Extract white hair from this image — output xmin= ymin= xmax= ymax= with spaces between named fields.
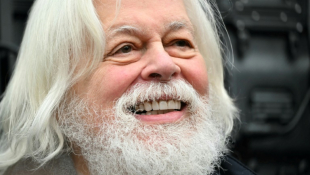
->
xmin=59 ymin=79 xmax=231 ymax=175
xmin=0 ymin=0 xmax=237 ymax=171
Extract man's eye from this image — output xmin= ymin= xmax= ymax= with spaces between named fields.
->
xmin=174 ymin=40 xmax=192 ymax=48
xmin=115 ymin=45 xmax=133 ymax=54
xmin=165 ymin=39 xmax=196 ymax=58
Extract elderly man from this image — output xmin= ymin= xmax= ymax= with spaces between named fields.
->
xmin=0 ymin=0 xmax=255 ymax=174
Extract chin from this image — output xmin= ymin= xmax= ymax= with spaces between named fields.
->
xmin=59 ymin=80 xmax=230 ymax=175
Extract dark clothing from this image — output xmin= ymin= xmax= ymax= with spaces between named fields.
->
xmin=215 ymin=155 xmax=257 ymax=175
xmin=3 ymin=154 xmax=77 ymax=175
xmin=4 ymin=154 xmax=256 ymax=175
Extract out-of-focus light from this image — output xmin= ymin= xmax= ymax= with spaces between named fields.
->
xmin=252 ymin=11 xmax=260 ymax=21
xmin=295 ymin=4 xmax=302 ymax=14
xmin=280 ymin=12 xmax=288 ymax=22
xmin=237 ymin=20 xmax=245 ymax=30
xmin=235 ymin=1 xmax=244 ymax=11
xmin=296 ymin=22 xmax=303 ymax=33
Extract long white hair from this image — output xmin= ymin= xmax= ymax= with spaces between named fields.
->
xmin=0 ymin=0 xmax=237 ymax=170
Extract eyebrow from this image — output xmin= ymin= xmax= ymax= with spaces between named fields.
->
xmin=106 ymin=25 xmax=142 ymax=39
xmin=165 ymin=21 xmax=194 ymax=35
xmin=106 ymin=20 xmax=194 ymax=39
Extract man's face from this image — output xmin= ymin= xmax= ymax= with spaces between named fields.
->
xmin=62 ymin=0 xmax=228 ymax=174
xmin=74 ymin=0 xmax=208 ymax=124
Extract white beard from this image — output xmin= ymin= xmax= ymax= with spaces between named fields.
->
xmin=59 ymin=80 xmax=230 ymax=175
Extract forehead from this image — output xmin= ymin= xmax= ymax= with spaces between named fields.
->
xmin=94 ymin=0 xmax=191 ymax=32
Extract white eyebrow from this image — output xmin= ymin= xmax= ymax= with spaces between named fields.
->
xmin=166 ymin=21 xmax=186 ymax=30
xmin=166 ymin=20 xmax=195 ymax=35
xmin=106 ymin=20 xmax=194 ymax=39
xmin=107 ymin=25 xmax=142 ymax=38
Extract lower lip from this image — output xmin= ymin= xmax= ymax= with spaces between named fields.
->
xmin=135 ymin=107 xmax=186 ymax=124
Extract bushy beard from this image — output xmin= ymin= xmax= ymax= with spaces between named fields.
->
xmin=59 ymin=79 xmax=230 ymax=175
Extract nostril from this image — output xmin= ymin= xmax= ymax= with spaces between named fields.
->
xmin=149 ymin=73 xmax=161 ymax=79
xmin=171 ymin=72 xmax=176 ymax=77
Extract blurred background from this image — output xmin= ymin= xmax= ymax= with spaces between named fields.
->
xmin=0 ymin=0 xmax=309 ymax=174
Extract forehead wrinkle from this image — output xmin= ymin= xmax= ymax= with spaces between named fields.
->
xmin=106 ymin=25 xmax=143 ymax=39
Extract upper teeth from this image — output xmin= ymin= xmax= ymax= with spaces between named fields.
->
xmin=136 ymin=100 xmax=181 ymax=112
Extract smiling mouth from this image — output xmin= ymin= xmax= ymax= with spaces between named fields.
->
xmin=129 ymin=100 xmax=186 ymax=115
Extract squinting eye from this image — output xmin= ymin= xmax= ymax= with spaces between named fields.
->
xmin=165 ymin=38 xmax=196 ymax=58
xmin=115 ymin=45 xmax=132 ymax=54
xmin=174 ymin=40 xmax=192 ymax=47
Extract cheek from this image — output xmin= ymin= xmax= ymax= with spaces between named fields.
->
xmin=178 ymin=57 xmax=209 ymax=95
xmin=83 ymin=64 xmax=141 ymax=107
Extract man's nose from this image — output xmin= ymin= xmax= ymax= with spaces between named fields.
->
xmin=141 ymin=44 xmax=181 ymax=82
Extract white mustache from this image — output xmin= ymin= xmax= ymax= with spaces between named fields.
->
xmin=116 ymin=79 xmax=204 ymax=113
